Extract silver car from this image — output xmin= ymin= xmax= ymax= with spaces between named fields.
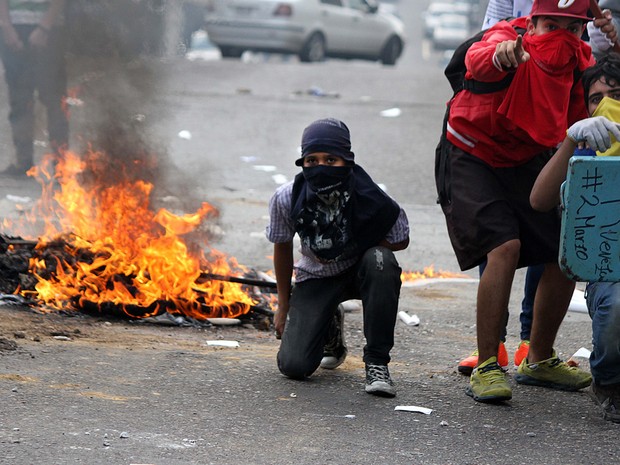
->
xmin=204 ymin=0 xmax=406 ymax=65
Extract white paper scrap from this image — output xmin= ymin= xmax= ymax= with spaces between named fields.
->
xmin=272 ymin=174 xmax=288 ymax=185
xmin=572 ymin=347 xmax=591 ymax=359
xmin=253 ymin=165 xmax=277 ymax=172
xmin=402 ymin=277 xmax=479 ymax=288
xmin=380 ymin=107 xmax=402 ymax=118
xmin=178 ymin=130 xmax=192 ymax=140
xmin=206 ymin=340 xmax=239 ymax=348
xmin=398 ymin=311 xmax=420 ymax=326
xmin=394 ymin=405 xmax=433 ymax=415
xmin=6 ymin=195 xmax=32 ymax=203
xmin=206 ymin=318 xmax=241 ymax=326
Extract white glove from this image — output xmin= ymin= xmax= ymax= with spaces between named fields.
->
xmin=567 ymin=116 xmax=620 ymax=152
xmin=587 ymin=21 xmax=614 ymax=53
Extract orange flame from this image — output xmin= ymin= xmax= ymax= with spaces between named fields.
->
xmin=3 ymin=149 xmax=256 ymax=319
xmin=401 ymin=265 xmax=468 ymax=282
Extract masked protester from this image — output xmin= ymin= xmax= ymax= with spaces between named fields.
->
xmin=435 ymin=0 xmax=595 ymax=403
xmin=266 ymin=118 xmax=409 ymax=398
xmin=531 ymin=53 xmax=620 ymax=424
xmin=467 ymin=0 xmax=620 ymax=380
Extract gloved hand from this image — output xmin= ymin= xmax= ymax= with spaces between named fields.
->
xmin=567 ymin=116 xmax=620 ymax=152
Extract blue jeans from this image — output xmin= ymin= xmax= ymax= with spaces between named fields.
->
xmin=277 ymin=247 xmax=402 ymax=379
xmin=585 ymin=282 xmax=620 ymax=386
xmin=479 ymin=262 xmax=543 ymax=341
xmin=519 ymin=265 xmax=543 ymax=341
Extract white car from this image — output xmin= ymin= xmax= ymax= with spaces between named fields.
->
xmin=432 ymin=13 xmax=470 ymax=50
xmin=423 ymin=1 xmax=469 ymax=38
xmin=204 ymin=0 xmax=406 ymax=65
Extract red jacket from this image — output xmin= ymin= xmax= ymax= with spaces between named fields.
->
xmin=446 ymin=18 xmax=594 ymax=167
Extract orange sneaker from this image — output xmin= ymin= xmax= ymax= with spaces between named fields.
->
xmin=514 ymin=340 xmax=530 ymax=367
xmin=458 ymin=342 xmax=509 ymax=375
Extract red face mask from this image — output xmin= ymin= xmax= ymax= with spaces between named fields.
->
xmin=497 ymin=27 xmax=590 ymax=148
xmin=523 ymin=28 xmax=582 ymax=74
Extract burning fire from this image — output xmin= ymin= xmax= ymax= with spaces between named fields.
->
xmin=2 ymin=149 xmax=257 ymax=319
xmin=401 ymin=266 xmax=468 ymax=282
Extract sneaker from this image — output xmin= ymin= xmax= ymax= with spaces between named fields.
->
xmin=320 ymin=304 xmax=347 ymax=369
xmin=515 ymin=350 xmax=592 ymax=391
xmin=365 ymin=364 xmax=396 ymax=398
xmin=465 ymin=356 xmax=512 ymax=403
xmin=513 ymin=340 xmax=530 ymax=367
xmin=589 ymin=383 xmax=620 ymax=423
xmin=457 ymin=342 xmax=509 ymax=375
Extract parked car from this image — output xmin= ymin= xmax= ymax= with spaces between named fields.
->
xmin=203 ymin=0 xmax=406 ymax=65
xmin=432 ymin=13 xmax=470 ymax=50
xmin=423 ymin=1 xmax=469 ymax=38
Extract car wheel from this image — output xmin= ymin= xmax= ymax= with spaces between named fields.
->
xmin=380 ymin=36 xmax=402 ymax=66
xmin=219 ymin=46 xmax=244 ymax=58
xmin=299 ymin=33 xmax=325 ymax=63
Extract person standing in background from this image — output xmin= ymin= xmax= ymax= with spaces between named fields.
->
xmin=483 ymin=0 xmax=533 ymax=29
xmin=0 ymin=0 xmax=68 ymax=177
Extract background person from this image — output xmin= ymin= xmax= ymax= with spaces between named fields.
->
xmin=483 ymin=0 xmax=533 ymax=28
xmin=0 ymin=0 xmax=68 ymax=177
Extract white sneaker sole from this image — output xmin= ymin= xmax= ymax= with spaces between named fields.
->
xmin=365 ymin=381 xmax=396 ymax=398
xmin=320 ymin=354 xmax=346 ymax=370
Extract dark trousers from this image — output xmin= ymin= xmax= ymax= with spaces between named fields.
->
xmin=0 ymin=25 xmax=68 ymax=169
xmin=277 ymin=246 xmax=402 ymax=379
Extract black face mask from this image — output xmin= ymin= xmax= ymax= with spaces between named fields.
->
xmin=291 ymin=164 xmax=401 ymax=262
xmin=302 ymin=165 xmax=353 ymax=194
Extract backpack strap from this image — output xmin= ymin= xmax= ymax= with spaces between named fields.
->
xmin=463 ymin=73 xmax=516 ymax=94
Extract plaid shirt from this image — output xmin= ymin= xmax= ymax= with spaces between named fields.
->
xmin=266 ymin=181 xmax=410 ymax=282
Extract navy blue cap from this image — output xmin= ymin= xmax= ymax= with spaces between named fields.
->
xmin=296 ymin=118 xmax=355 ymax=166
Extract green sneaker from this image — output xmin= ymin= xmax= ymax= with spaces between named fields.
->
xmin=515 ymin=350 xmax=592 ymax=391
xmin=465 ymin=356 xmax=512 ymax=403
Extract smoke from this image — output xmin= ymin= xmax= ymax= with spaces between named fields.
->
xmin=64 ymin=1 xmax=205 ymax=213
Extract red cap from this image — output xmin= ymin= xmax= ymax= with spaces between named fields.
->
xmin=530 ymin=0 xmax=592 ymax=21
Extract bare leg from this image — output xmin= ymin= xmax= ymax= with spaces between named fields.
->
xmin=476 ymin=240 xmax=520 ymax=365
xmin=527 ymin=262 xmax=575 ymax=363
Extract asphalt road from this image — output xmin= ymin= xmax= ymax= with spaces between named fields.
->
xmin=0 ymin=1 xmax=619 ymax=464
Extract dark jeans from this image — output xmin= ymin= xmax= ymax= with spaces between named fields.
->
xmin=0 ymin=25 xmax=68 ymax=169
xmin=277 ymin=247 xmax=402 ymax=379
xmin=586 ymin=282 xmax=620 ymax=385
xmin=479 ymin=262 xmax=543 ymax=342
